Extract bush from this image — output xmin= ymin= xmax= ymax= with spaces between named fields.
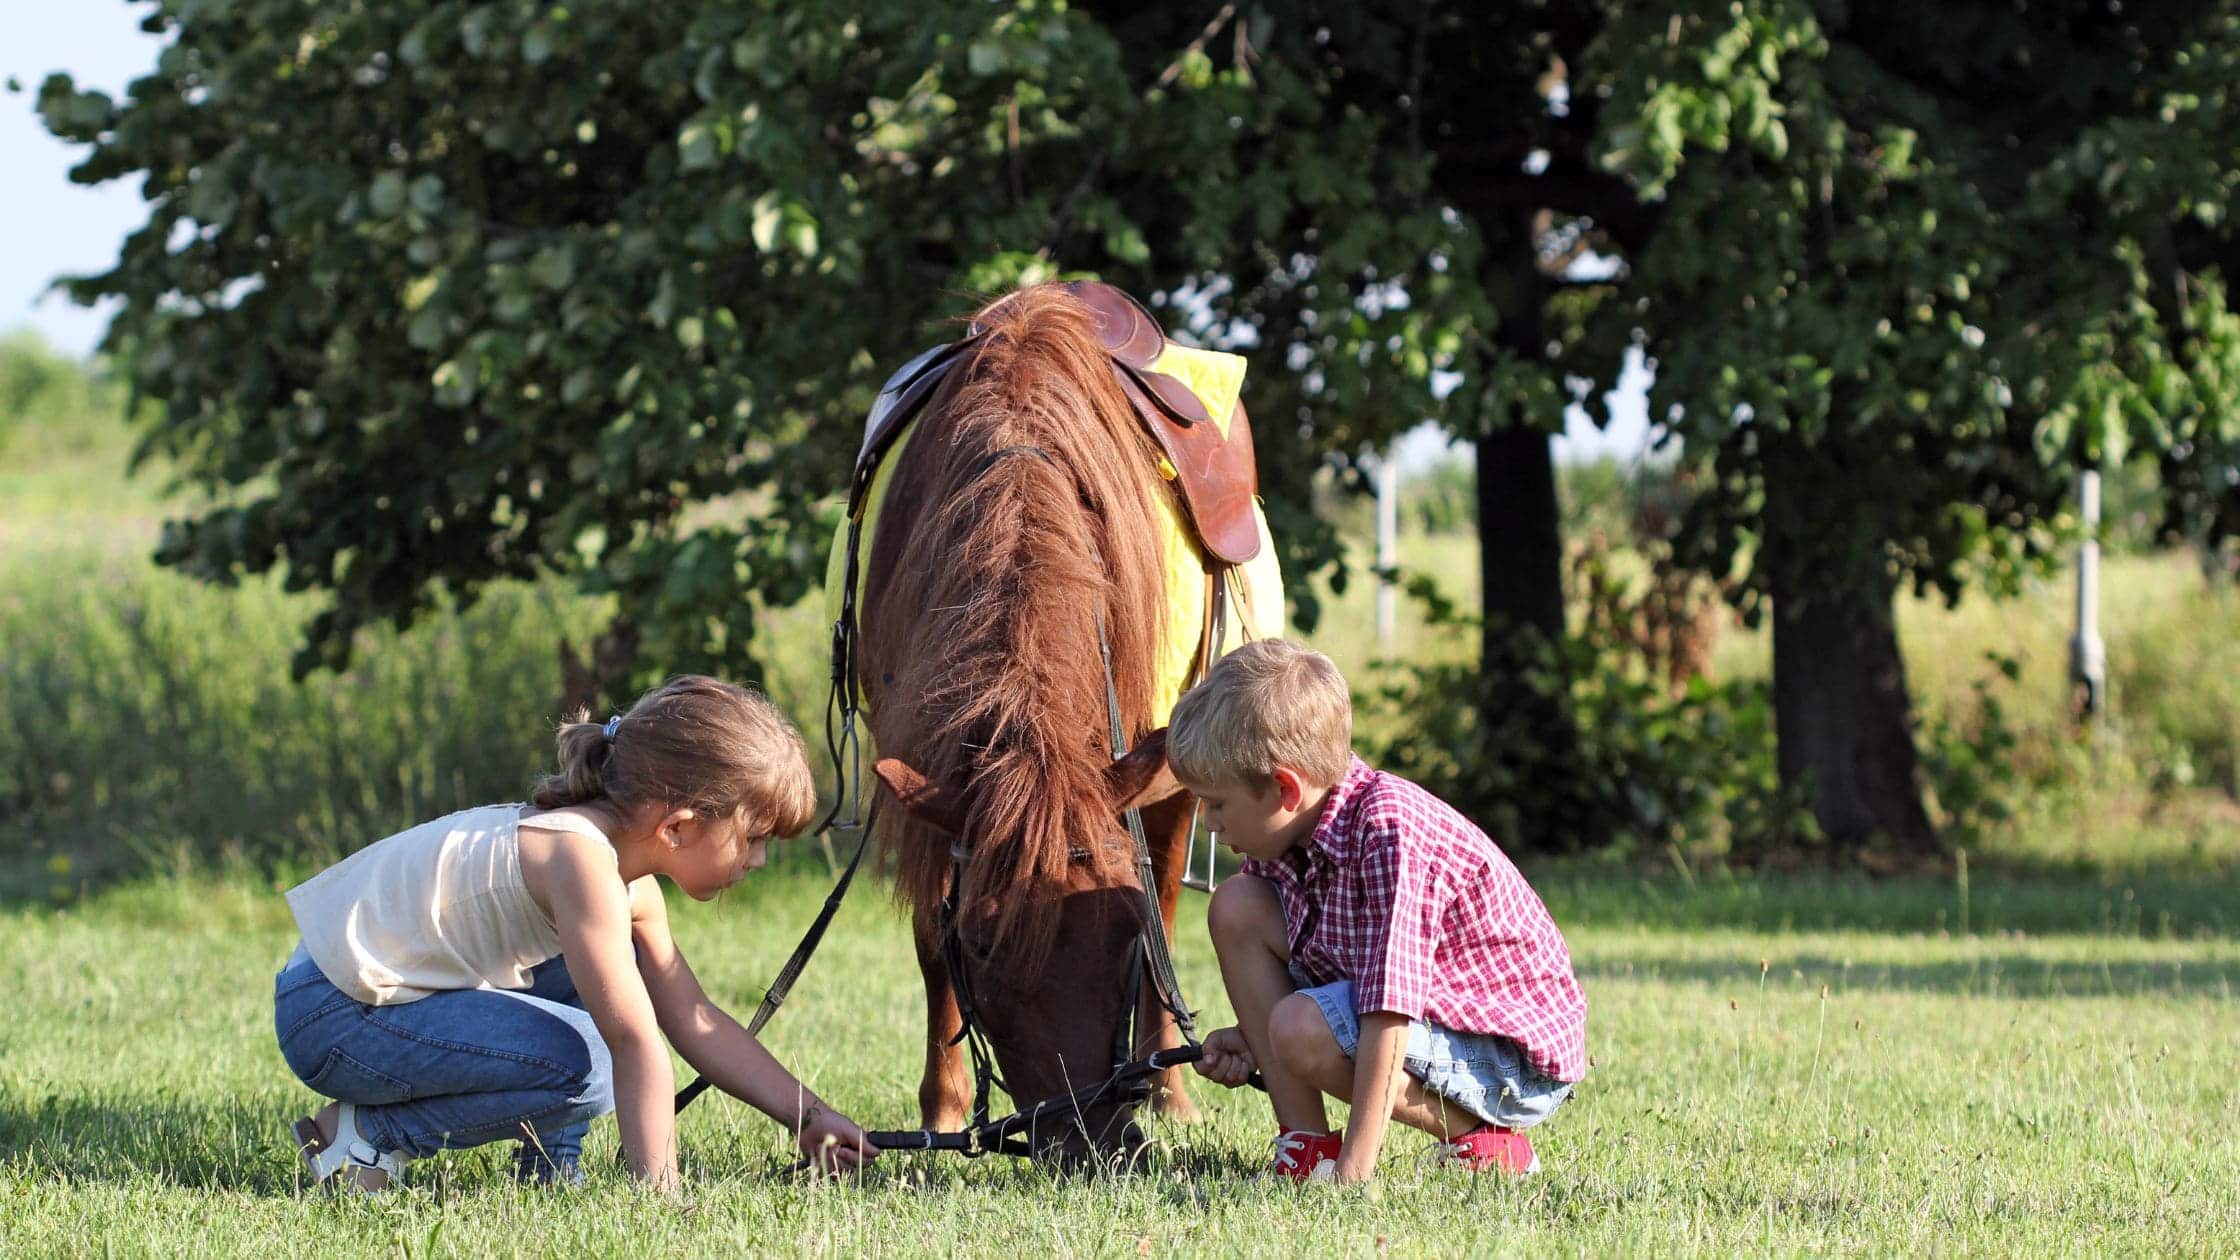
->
xmin=1356 ymin=574 xmax=1817 ymax=859
xmin=0 ymin=332 xmax=131 ymax=462
xmin=1915 ymin=653 xmax=2026 ymax=849
xmin=1403 ymin=455 xmax=1477 ymax=535
xmin=0 ymin=552 xmax=609 ymax=887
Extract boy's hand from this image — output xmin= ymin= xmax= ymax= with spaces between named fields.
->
xmin=1332 ymin=1146 xmax=1379 ymax=1184
xmin=795 ymin=1103 xmax=880 ymax=1174
xmin=1193 ymin=1026 xmax=1257 ymax=1087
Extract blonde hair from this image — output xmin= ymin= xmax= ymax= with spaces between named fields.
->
xmin=533 ymin=675 xmax=819 ymax=837
xmin=1166 ymin=639 xmax=1352 ymax=789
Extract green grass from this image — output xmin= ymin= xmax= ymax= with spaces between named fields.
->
xmin=2 ymin=865 xmax=2235 ymax=1255
xmin=6 ymin=348 xmax=2240 ymax=1251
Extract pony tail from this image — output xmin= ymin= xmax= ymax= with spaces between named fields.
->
xmin=532 ymin=707 xmax=612 ymax=808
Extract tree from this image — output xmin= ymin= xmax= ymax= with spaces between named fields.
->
xmin=46 ymin=1 xmax=2233 ymax=857
xmin=33 ymin=2 xmax=1478 ymax=676
xmin=1579 ymin=2 xmax=2240 ymax=852
xmin=38 ymin=0 xmax=1624 ymax=850
xmin=1079 ymin=4 xmax=1649 ymax=849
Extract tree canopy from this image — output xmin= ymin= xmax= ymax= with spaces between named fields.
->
xmin=37 ymin=1 xmax=1480 ymax=679
xmin=36 ymin=0 xmax=2240 ymax=852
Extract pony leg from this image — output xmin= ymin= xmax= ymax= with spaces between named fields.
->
xmin=912 ymin=908 xmax=972 ymax=1132
xmin=1138 ymin=795 xmax=1201 ymax=1123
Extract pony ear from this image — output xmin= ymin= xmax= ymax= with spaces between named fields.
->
xmin=1106 ymin=727 xmax=1182 ymax=815
xmin=874 ymin=757 xmax=966 ymax=838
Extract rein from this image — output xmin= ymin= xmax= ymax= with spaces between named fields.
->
xmin=671 ymin=445 xmax=1222 ymax=1163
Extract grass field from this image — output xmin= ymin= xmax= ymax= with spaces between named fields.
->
xmin=4 ymin=338 xmax=2239 ymax=1253
xmin=3 ymin=866 xmax=2236 ymax=1255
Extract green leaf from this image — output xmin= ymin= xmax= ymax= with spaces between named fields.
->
xmin=1103 ymin=219 xmax=1150 ymax=267
xmin=431 ymin=356 xmax=478 ymax=406
xmin=785 ymin=214 xmax=819 ymax=258
xmin=694 ymin=46 xmax=726 ymax=101
xmin=750 ymin=192 xmax=783 ymax=253
xmin=522 ymin=23 xmax=557 ymax=65
xmin=1652 ymin=100 xmax=1684 ymax=155
xmin=368 ymin=171 xmax=407 ymax=218
xmin=398 ymin=25 xmax=432 ymax=67
xmin=678 ymin=121 xmax=718 ymax=172
xmin=407 ymin=307 xmax=446 ymax=350
xmin=530 ymin=246 xmax=575 ymax=291
xmin=401 ymin=273 xmax=441 ymax=312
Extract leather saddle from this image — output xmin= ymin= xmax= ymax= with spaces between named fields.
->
xmin=848 ymin=281 xmax=1262 ymax=566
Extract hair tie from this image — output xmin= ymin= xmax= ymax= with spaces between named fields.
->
xmin=602 ymin=715 xmax=622 ymax=741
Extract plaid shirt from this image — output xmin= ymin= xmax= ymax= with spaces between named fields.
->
xmin=1241 ymin=756 xmax=1588 ymax=1081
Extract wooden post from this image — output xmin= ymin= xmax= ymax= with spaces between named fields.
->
xmin=1375 ymin=452 xmax=1398 ymax=646
xmin=2070 ymin=469 xmax=2107 ymax=716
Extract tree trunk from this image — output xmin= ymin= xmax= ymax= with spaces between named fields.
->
xmin=1466 ymin=234 xmax=1578 ymax=853
xmin=1472 ymin=419 xmax=1588 ymax=853
xmin=1770 ymin=577 xmax=1940 ymax=855
xmin=1475 ymin=422 xmax=1567 ymax=647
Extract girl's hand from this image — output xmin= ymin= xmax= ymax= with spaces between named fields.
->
xmin=796 ymin=1103 xmax=879 ymax=1174
xmin=1193 ymin=1026 xmax=1257 ymax=1087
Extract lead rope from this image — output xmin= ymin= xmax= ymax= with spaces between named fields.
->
xmin=820 ymin=516 xmax=867 ymax=833
xmin=672 ymin=513 xmax=872 ymax=1118
xmin=671 ymin=801 xmax=881 ymax=1112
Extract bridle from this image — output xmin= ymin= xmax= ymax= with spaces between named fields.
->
xmin=906 ymin=589 xmax=1204 ymax=1158
xmin=672 ymin=445 xmax=1216 ymax=1162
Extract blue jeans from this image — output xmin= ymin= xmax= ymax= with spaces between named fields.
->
xmin=273 ymin=947 xmax=615 ymax=1181
xmin=1299 ymin=979 xmax=1573 ymax=1129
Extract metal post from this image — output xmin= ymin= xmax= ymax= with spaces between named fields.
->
xmin=1375 ymin=452 xmax=1398 ymax=645
xmin=2070 ymin=469 xmax=2107 ymax=716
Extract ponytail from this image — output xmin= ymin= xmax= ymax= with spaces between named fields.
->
xmin=532 ymin=708 xmax=616 ymax=808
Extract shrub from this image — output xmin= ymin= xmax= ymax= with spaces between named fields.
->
xmin=1357 ymin=573 xmax=1817 ymax=859
xmin=0 ymin=552 xmax=607 ymax=885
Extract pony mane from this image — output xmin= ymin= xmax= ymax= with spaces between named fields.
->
xmin=864 ymin=284 xmax=1168 ymax=966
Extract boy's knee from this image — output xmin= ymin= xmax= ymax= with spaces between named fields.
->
xmin=1268 ymin=992 xmax=1342 ymax=1076
xmin=1206 ymin=874 xmax=1281 ymax=954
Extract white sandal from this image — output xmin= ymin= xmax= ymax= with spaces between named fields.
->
xmin=293 ymin=1104 xmax=408 ymax=1192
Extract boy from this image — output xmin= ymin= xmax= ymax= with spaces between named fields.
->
xmin=1172 ymin=640 xmax=1586 ymax=1183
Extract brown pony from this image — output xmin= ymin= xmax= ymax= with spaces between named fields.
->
xmin=858 ymin=284 xmax=1201 ymax=1160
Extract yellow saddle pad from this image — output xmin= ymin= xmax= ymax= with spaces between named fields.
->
xmin=826 ymin=343 xmax=1285 ymax=722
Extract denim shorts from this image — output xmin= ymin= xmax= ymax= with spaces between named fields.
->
xmin=1300 ymin=979 xmax=1572 ymax=1129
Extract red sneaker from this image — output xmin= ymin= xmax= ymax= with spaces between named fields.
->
xmin=1269 ymin=1128 xmax=1344 ymax=1182
xmin=1432 ymin=1124 xmax=1539 ymax=1175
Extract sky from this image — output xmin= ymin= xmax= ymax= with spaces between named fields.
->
xmin=1 ymin=0 xmax=162 ymax=363
xmin=0 ymin=1 xmax=1651 ymax=466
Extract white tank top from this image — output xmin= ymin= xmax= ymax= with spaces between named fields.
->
xmin=284 ymin=803 xmax=611 ymax=1006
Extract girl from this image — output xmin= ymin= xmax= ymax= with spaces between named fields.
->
xmin=274 ymin=675 xmax=878 ymax=1191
